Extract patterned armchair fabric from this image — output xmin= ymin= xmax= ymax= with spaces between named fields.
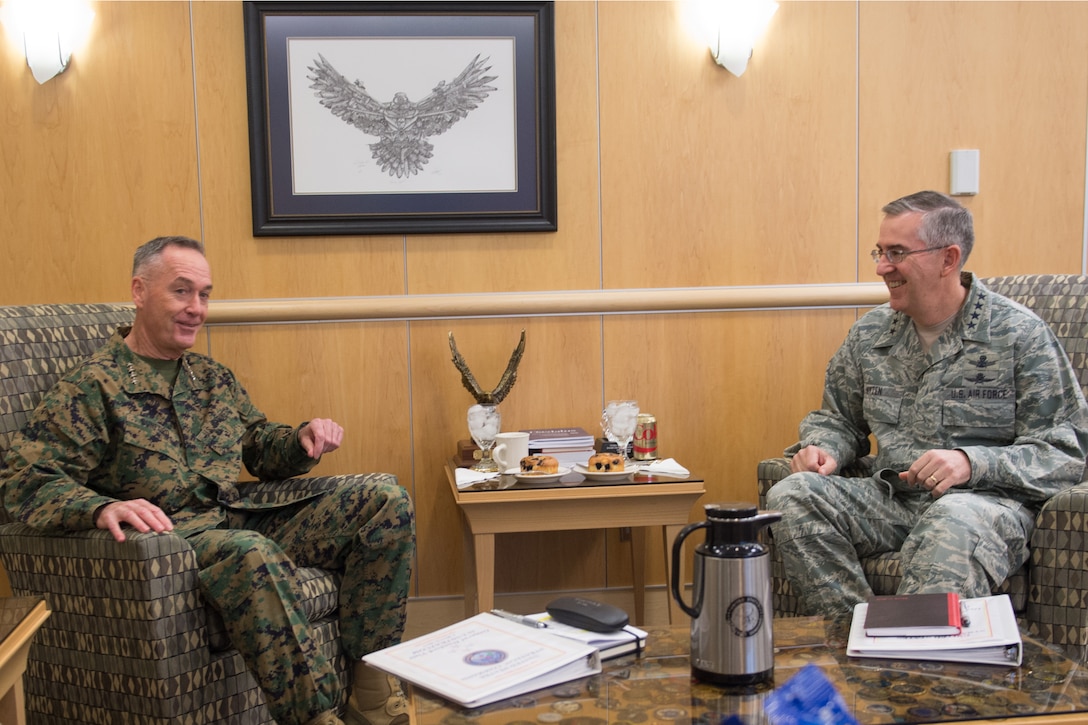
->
xmin=758 ymin=274 xmax=1088 ymax=661
xmin=0 ymin=304 xmax=349 ymax=723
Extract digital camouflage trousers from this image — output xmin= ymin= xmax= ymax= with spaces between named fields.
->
xmin=187 ymin=473 xmax=415 ymax=725
xmin=765 ymin=471 xmax=1034 ymax=617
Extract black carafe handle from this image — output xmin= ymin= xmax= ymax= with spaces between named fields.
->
xmin=670 ymin=520 xmax=709 ymax=618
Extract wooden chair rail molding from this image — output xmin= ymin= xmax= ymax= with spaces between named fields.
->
xmin=199 ymin=283 xmax=890 ymax=325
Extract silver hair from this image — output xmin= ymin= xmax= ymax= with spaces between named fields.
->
xmin=132 ymin=236 xmax=205 ymax=277
xmin=882 ymin=190 xmax=974 ymax=266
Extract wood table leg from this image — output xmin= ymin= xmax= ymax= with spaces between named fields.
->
xmin=474 ymin=533 xmax=497 ymax=615
xmin=461 ymin=518 xmax=478 ymax=618
xmin=663 ymin=523 xmax=687 ymax=625
xmin=630 ymin=527 xmax=647 ymax=625
xmin=406 ymin=684 xmax=420 ymax=725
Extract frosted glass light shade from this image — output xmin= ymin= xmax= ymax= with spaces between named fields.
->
xmin=0 ymin=0 xmax=95 ymax=83
xmin=709 ymin=0 xmax=778 ymax=77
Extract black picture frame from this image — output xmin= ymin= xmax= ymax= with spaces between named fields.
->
xmin=243 ymin=1 xmax=556 ymax=236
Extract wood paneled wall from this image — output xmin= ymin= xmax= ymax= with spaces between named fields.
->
xmin=0 ymin=1 xmax=1085 ymax=600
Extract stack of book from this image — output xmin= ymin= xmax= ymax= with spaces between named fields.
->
xmin=524 ymin=427 xmax=596 ymax=468
xmin=846 ymin=593 xmax=1022 ymax=665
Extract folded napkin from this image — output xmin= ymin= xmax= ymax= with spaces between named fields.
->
xmin=645 ymin=458 xmax=690 ymax=477
xmin=454 ymin=467 xmax=501 ymax=490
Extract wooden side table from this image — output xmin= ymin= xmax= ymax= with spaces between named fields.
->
xmin=0 ymin=597 xmax=49 ymax=725
xmin=445 ymin=459 xmax=705 ymax=624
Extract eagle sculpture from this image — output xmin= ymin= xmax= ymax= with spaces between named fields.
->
xmin=448 ymin=330 xmax=525 ymax=405
xmin=308 ymin=53 xmax=497 ymax=179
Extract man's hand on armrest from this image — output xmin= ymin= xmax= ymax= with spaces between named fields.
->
xmin=95 ymin=499 xmax=174 ymax=542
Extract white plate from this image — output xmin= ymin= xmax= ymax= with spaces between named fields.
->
xmin=511 ymin=466 xmax=572 ymax=483
xmin=573 ymin=463 xmax=640 ymax=481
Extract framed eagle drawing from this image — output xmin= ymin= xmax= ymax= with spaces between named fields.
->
xmin=243 ymin=1 xmax=557 ymax=236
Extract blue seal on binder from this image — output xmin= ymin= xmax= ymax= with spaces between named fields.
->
xmin=464 ymin=649 xmax=506 ymax=666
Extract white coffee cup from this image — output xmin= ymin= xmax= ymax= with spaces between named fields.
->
xmin=492 ymin=431 xmax=530 ymax=472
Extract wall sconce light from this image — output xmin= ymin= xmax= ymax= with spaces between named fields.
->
xmin=0 ymin=0 xmax=95 ymax=84
xmin=707 ymin=0 xmax=778 ymax=77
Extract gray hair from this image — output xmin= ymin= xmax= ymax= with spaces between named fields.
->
xmin=882 ymin=190 xmax=974 ymax=266
xmin=132 ymin=236 xmax=205 ymax=277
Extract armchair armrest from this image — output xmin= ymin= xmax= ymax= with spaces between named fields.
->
xmin=757 ymin=458 xmax=793 ymax=508
xmin=0 ymin=524 xmax=212 ymax=678
xmin=1027 ymin=482 xmax=1088 ymax=661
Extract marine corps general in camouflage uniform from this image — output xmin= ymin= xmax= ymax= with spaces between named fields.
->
xmin=767 ymin=192 xmax=1088 ymax=617
xmin=1 ymin=236 xmax=414 ymax=725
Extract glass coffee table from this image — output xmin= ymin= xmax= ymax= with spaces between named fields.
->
xmin=408 ymin=616 xmax=1088 ymax=724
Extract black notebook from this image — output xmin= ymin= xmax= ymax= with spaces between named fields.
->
xmin=863 ymin=592 xmax=963 ymax=637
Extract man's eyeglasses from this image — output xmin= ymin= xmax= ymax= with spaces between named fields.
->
xmin=870 ymin=246 xmax=950 ymax=264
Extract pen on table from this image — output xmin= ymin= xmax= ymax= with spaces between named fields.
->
xmin=960 ymin=602 xmax=971 ymax=628
xmin=490 ymin=609 xmax=548 ymax=629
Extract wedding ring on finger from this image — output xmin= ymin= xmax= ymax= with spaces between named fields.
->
xmin=927 ymin=475 xmax=938 ymax=485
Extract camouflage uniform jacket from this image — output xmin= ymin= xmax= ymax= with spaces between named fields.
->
xmin=2 ymin=329 xmax=320 ymax=537
xmin=789 ymin=273 xmax=1088 ymax=506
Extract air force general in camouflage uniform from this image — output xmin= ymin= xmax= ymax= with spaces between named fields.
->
xmin=1 ymin=236 xmax=414 ymax=725
xmin=767 ymin=191 xmax=1088 ymax=616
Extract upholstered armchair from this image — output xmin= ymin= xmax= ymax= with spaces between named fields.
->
xmin=0 ymin=304 xmax=356 ymax=724
xmin=758 ymin=274 xmax=1088 ymax=661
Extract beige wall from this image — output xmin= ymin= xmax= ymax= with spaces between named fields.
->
xmin=1 ymin=1 xmax=1086 ymax=600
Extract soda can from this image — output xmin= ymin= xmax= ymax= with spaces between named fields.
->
xmin=633 ymin=414 xmax=657 ymax=460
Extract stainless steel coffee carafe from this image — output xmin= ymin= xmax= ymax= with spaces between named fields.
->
xmin=670 ymin=502 xmax=781 ymax=686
